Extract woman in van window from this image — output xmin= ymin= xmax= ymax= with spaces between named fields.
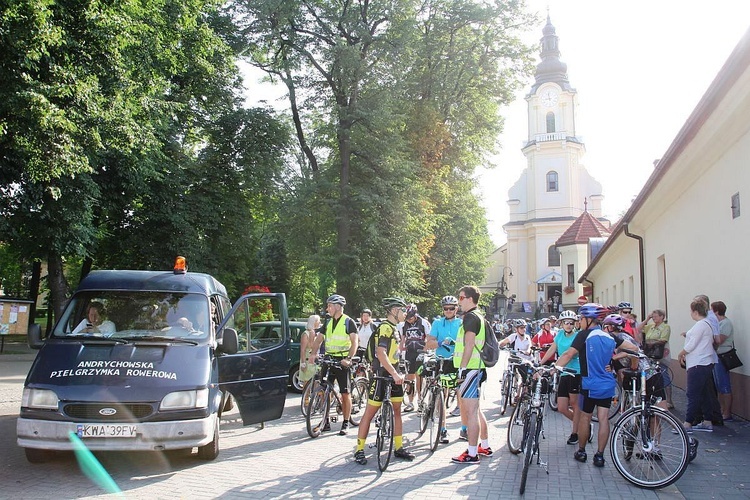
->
xmin=74 ymin=301 xmax=116 ymax=335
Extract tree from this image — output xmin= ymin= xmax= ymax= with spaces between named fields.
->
xmin=237 ymin=0 xmax=535 ymax=312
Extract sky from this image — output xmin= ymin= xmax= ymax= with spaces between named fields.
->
xmin=241 ymin=1 xmax=750 ymax=246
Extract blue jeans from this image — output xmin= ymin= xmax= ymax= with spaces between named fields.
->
xmin=685 ymin=364 xmax=715 ymax=424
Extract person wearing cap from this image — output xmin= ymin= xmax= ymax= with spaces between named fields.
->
xmin=399 ymin=304 xmax=431 ymax=412
xmin=356 ymin=308 xmax=377 ymax=360
xmin=308 ymin=294 xmax=358 ymax=436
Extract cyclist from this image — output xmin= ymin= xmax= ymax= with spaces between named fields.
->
xmin=451 ymin=286 xmax=492 ymax=464
xmin=354 ymin=297 xmax=415 ymax=465
xmin=555 ymin=303 xmax=637 ymax=467
xmin=425 ymin=295 xmax=461 ymax=442
xmin=399 ymin=304 xmax=431 ymax=412
xmin=618 ymin=301 xmax=639 ymax=342
xmin=603 ymin=314 xmax=639 ymax=384
xmin=308 ymin=294 xmax=358 ymax=436
xmin=356 ymin=308 xmax=377 ymax=361
xmin=532 ymin=318 xmax=556 ymax=364
xmin=499 ymin=319 xmax=534 ymax=404
xmin=540 ymin=310 xmax=582 ymax=445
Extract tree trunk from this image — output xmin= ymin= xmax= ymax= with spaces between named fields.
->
xmin=47 ymin=253 xmax=70 ymax=324
xmin=335 ymin=118 xmax=354 ymax=302
xmin=27 ymin=261 xmax=41 ymax=328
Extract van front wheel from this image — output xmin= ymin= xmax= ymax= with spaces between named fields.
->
xmin=25 ymin=448 xmax=54 ymax=463
xmin=197 ymin=421 xmax=219 ymax=460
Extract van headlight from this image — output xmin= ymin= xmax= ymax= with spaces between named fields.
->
xmin=160 ymin=389 xmax=209 ymax=410
xmin=22 ymin=388 xmax=59 ymax=410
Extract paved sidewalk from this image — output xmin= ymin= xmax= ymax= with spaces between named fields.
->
xmin=1 ymin=350 xmax=749 ymax=499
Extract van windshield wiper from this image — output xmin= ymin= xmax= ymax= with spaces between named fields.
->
xmin=119 ymin=335 xmax=199 ymax=345
xmin=61 ymin=334 xmax=128 ymax=344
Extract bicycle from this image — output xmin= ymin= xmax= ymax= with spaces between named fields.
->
xmin=507 ymin=362 xmax=575 ymax=494
xmin=499 ymin=348 xmax=526 ymax=416
xmin=416 ymin=351 xmax=449 ymax=452
xmin=609 ymin=349 xmax=692 ymax=489
xmin=305 ymin=356 xmax=368 ymax=438
xmin=371 ymin=374 xmax=396 ymax=471
xmin=301 ymin=357 xmax=368 ymax=418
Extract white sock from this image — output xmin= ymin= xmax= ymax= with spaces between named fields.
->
xmin=468 ymin=445 xmax=478 ymax=457
xmin=481 ymin=439 xmax=489 ymax=449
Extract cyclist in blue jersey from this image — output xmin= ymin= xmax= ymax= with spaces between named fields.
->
xmin=426 ymin=295 xmax=462 ymax=442
xmin=555 ymin=303 xmax=637 ymax=467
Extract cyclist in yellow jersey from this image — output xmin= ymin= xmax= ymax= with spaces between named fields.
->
xmin=308 ymin=294 xmax=358 ymax=435
xmin=354 ymin=297 xmax=415 ymax=465
xmin=451 ymin=285 xmax=492 ymax=464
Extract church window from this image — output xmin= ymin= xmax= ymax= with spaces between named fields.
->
xmin=546 ymin=112 xmax=555 ymax=133
xmin=548 ymin=245 xmax=560 ymax=267
xmin=567 ymin=264 xmax=575 ymax=287
xmin=546 ymin=171 xmax=558 ymax=192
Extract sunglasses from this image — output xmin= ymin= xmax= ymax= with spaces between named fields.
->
xmin=443 ymin=306 xmax=457 ymax=311
xmin=458 ymin=296 xmax=467 ymax=300
xmin=398 ymin=307 xmax=407 ymax=312
xmin=562 ymin=320 xmax=574 ymax=326
xmin=621 ymin=310 xmax=632 ymax=314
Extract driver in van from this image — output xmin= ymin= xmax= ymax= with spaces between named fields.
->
xmin=73 ymin=301 xmax=116 ymax=335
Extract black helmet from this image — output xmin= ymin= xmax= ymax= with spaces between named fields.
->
xmin=382 ymin=297 xmax=407 ymax=310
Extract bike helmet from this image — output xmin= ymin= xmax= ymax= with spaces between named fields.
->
xmin=513 ymin=319 xmax=527 ymax=328
xmin=602 ymin=314 xmax=626 ymax=328
xmin=440 ymin=295 xmax=459 ymax=306
xmin=326 ymin=294 xmax=346 ymax=306
xmin=559 ymin=310 xmax=577 ymax=321
xmin=578 ymin=303 xmax=607 ymax=321
xmin=382 ymin=297 xmax=407 ymax=310
xmin=361 ymin=308 xmax=372 ymax=315
xmin=617 ymin=301 xmax=633 ymax=310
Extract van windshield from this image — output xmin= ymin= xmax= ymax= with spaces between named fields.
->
xmin=52 ymin=292 xmax=211 ymax=342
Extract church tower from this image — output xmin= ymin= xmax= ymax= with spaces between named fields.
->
xmin=503 ymin=16 xmax=606 ymax=313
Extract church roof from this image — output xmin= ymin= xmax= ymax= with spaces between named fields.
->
xmin=555 ymin=210 xmax=611 ymax=247
xmin=529 ymin=15 xmax=574 ymax=94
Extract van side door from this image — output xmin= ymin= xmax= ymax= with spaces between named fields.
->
xmin=216 ymin=292 xmax=289 ymax=425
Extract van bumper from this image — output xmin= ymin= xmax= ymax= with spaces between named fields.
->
xmin=17 ymin=414 xmax=217 ymax=451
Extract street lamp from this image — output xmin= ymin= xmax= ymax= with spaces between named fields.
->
xmin=496 ymin=267 xmax=513 ymax=321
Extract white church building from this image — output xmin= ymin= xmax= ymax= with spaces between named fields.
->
xmin=483 ymin=17 xmax=609 ymax=317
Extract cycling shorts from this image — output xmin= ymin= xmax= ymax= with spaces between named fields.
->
xmin=321 ymin=360 xmax=351 ymax=394
xmin=458 ymin=369 xmax=487 ymax=399
xmin=580 ymin=388 xmax=612 ymax=414
xmin=368 ymin=374 xmax=404 ymax=404
xmin=557 ymin=374 xmax=581 ymax=398
xmin=404 ymin=349 xmax=423 ymax=375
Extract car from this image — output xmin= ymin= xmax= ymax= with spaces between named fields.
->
xmin=249 ymin=321 xmax=307 ymax=393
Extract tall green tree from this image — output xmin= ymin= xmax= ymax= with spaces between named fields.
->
xmin=237 ymin=0 xmax=535 ymax=312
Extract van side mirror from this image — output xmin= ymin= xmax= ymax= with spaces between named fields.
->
xmin=28 ymin=324 xmax=44 ymax=349
xmin=217 ymin=327 xmax=238 ymax=355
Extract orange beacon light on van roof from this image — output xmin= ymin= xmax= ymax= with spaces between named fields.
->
xmin=174 ymin=256 xmax=187 ymax=274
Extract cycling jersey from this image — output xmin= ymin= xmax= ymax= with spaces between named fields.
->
xmin=430 ymin=316 xmax=461 ymax=358
xmin=553 ymin=329 xmax=580 ymax=374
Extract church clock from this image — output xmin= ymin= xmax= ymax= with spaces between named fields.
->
xmin=540 ymin=88 xmax=559 ymax=108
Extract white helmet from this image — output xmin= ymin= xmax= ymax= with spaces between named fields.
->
xmin=559 ymin=310 xmax=577 ymax=321
xmin=326 ymin=294 xmax=346 ymax=306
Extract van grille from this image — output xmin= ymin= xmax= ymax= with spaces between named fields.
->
xmin=64 ymin=403 xmax=154 ymax=421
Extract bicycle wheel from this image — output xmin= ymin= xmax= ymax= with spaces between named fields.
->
xmin=500 ymin=371 xmax=512 ymax=415
xmin=306 ymin=385 xmax=330 ymax=438
xmin=349 ymin=377 xmax=368 ymax=426
xmin=419 ymin=386 xmax=434 ymax=435
xmin=548 ymin=373 xmax=559 ymax=411
xmin=610 ymin=406 xmax=689 ymax=489
xmin=507 ymin=398 xmax=527 ymax=454
xmin=520 ymin=412 xmax=537 ymax=495
xmin=300 ymin=378 xmax=317 ymax=417
xmin=592 ymin=383 xmax=622 ymax=422
xmin=429 ymin=389 xmax=445 ymax=452
xmin=377 ymin=401 xmax=394 ymax=472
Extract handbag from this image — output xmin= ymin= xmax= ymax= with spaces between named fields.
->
xmin=718 ymin=344 xmax=743 ymax=371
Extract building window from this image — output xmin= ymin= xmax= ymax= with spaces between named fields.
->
xmin=732 ymin=192 xmax=740 ymax=219
xmin=548 ymin=245 xmax=560 ymax=267
xmin=567 ymin=264 xmax=575 ymax=287
xmin=546 ymin=171 xmax=558 ymax=192
xmin=546 ymin=111 xmax=555 ymax=133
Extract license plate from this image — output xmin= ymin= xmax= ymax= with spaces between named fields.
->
xmin=76 ymin=424 xmax=138 ymax=438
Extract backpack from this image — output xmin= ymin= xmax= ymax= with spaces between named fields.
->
xmin=475 ymin=314 xmax=500 ymax=367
